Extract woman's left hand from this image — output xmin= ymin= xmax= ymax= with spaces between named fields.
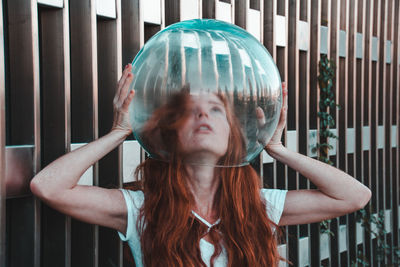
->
xmin=256 ymin=82 xmax=288 ymax=151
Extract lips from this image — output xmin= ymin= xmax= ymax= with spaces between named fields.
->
xmin=194 ymin=123 xmax=213 ymax=133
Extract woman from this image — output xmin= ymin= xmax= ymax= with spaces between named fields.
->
xmin=30 ymin=64 xmax=371 ymax=266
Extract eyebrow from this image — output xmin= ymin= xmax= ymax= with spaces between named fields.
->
xmin=208 ymin=100 xmax=224 ymax=107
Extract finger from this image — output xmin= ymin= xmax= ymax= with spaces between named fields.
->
xmin=282 ymin=82 xmax=288 ymax=109
xmin=114 ymin=65 xmax=130 ymax=104
xmin=279 ymin=105 xmax=287 ymax=126
xmin=277 ymin=100 xmax=288 ymax=129
xmin=115 ymin=64 xmax=132 ymax=102
xmin=122 ymin=89 xmax=136 ymax=111
xmin=256 ymin=107 xmax=266 ymax=128
xmin=118 ymin=64 xmax=132 ymax=88
xmin=118 ymin=72 xmax=134 ymax=105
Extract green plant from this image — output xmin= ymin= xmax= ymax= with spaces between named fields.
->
xmin=314 ymin=55 xmax=399 ymax=267
xmin=314 ymin=54 xmax=339 ymax=236
xmin=353 ymin=208 xmax=400 ymax=266
xmin=350 ymin=250 xmax=370 ymax=266
xmin=314 ymin=54 xmax=339 ymax=165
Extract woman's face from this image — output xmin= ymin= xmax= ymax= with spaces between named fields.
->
xmin=178 ymin=93 xmax=230 ymax=162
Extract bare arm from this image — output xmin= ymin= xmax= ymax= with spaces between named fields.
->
xmin=266 ymin=145 xmax=371 ymax=226
xmin=259 ymin=82 xmax=371 ymax=226
xmin=30 ymin=64 xmax=135 ymax=234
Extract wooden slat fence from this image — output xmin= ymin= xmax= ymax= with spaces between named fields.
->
xmin=0 ymin=0 xmax=399 ymax=266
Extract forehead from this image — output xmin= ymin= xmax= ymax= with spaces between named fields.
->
xmin=188 ymin=93 xmax=224 ymax=105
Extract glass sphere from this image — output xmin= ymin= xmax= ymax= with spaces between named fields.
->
xmin=129 ymin=19 xmax=282 ymax=167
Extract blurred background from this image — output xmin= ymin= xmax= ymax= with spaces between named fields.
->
xmin=0 ymin=0 xmax=399 ymax=266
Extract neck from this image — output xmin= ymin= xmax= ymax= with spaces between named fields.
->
xmin=185 ymin=164 xmax=220 ymax=223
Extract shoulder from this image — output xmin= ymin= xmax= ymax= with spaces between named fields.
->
xmin=260 ymin=188 xmax=287 ymax=205
xmin=260 ymin=188 xmax=288 ymax=224
xmin=120 ymin=189 xmax=145 ymax=212
xmin=117 ymin=189 xmax=144 ymax=242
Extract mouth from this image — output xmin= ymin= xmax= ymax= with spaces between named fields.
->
xmin=195 ymin=123 xmax=213 ymax=133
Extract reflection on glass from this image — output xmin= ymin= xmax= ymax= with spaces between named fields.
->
xmin=129 ymin=19 xmax=282 ymax=166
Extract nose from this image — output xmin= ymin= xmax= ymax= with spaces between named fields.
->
xmin=195 ymin=105 xmax=208 ymax=119
xmin=197 ymin=109 xmax=208 ymax=118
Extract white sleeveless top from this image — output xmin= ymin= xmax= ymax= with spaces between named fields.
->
xmin=118 ymin=188 xmax=287 ymax=267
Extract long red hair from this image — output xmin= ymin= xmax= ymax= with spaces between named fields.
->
xmin=129 ymin=90 xmax=289 ymax=266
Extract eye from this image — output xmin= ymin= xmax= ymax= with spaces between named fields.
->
xmin=211 ymin=105 xmax=225 ymax=114
xmin=211 ymin=106 xmax=221 ymax=112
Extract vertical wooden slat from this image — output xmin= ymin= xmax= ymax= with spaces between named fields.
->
xmin=364 ymin=0 xmax=374 ymax=264
xmin=266 ymin=0 xmax=276 ymax=190
xmin=122 ymin=0 xmax=143 ymax=66
xmin=4 ymin=1 xmax=41 ymax=266
xmin=321 ymin=0 xmax=333 ymax=264
xmin=116 ymin=2 xmax=123 ymax=266
xmin=329 ymin=0 xmax=341 ymax=265
xmin=355 ymin=0 xmax=366 ymax=262
xmin=347 ymin=0 xmax=358 ymax=263
xmin=234 ymin=0 xmax=248 ymax=30
xmin=69 ymin=0 xmax=98 ymax=266
xmin=39 ymin=2 xmax=71 ymax=266
xmin=165 ymin=0 xmax=180 ymax=26
xmin=93 ymin=0 xmax=100 ymax=262
xmin=389 ymin=2 xmax=395 ymax=264
xmin=248 ymin=0 xmax=264 ymax=184
xmin=379 ymin=3 xmax=388 ymax=265
xmin=270 ymin=0 xmax=290 ymax=264
xmin=396 ymin=0 xmax=400 ymax=255
xmin=336 ymin=17 xmax=347 ymax=267
xmin=32 ymin=0 xmax=41 ymax=265
xmin=384 ymin=0 xmax=394 ymax=264
xmin=297 ymin=0 xmax=311 ymax=263
xmin=368 ymin=1 xmax=375 ymax=265
xmin=325 ymin=3 xmax=334 ymax=266
xmin=97 ymin=0 xmax=123 ymax=266
xmin=283 ymin=0 xmax=290 ymax=262
xmin=337 ymin=0 xmax=351 ymax=260
xmin=337 ymin=0 xmax=347 ymax=182
xmin=121 ymin=0 xmax=144 ymax=265
xmin=263 ymin=0 xmax=274 ymax=199
xmin=0 ymin=0 xmax=5 ymax=265
xmin=258 ymin=0 xmax=263 ymax=42
xmin=372 ymin=0 xmax=381 ymax=264
xmin=287 ymin=0 xmax=300 ymax=265
xmin=392 ymin=0 xmax=400 ymax=259
xmin=262 ymin=0 xmax=273 ymax=55
xmin=63 ymin=3 xmax=71 ymax=266
xmin=5 ymin=1 xmax=37 ymax=143
xmin=202 ymin=0 xmax=216 ymax=19
xmin=309 ymin=0 xmax=321 ymax=265
xmin=378 ymin=2 xmax=389 ymax=265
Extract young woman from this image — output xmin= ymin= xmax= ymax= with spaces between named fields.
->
xmin=30 ymin=64 xmax=371 ymax=266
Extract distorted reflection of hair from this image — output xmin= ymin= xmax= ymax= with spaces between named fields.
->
xmin=131 ymin=86 xmax=287 ymax=267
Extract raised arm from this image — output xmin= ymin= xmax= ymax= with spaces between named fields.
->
xmin=259 ymin=83 xmax=371 ymax=226
xmin=30 ymin=64 xmax=135 ymax=234
xmin=266 ymin=145 xmax=371 ymax=226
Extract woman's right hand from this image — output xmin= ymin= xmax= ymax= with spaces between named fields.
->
xmin=30 ymin=64 xmax=137 ymax=235
xmin=111 ymin=64 xmax=135 ymax=136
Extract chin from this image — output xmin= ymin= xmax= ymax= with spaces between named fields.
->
xmin=182 ymin=146 xmax=227 ymax=160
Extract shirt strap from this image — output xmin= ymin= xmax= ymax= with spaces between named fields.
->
xmin=191 ymin=210 xmax=221 ymax=233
